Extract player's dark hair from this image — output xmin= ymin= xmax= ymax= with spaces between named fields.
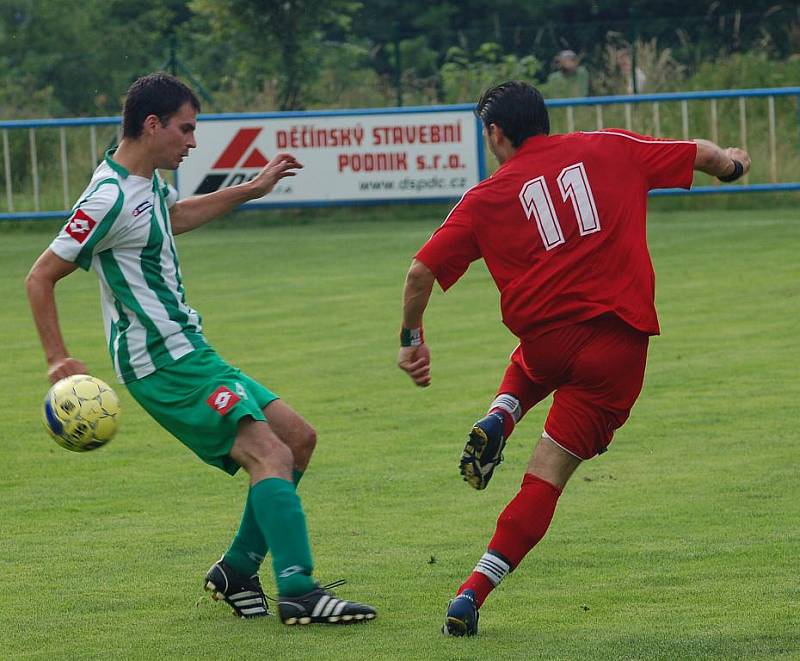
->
xmin=476 ymin=81 xmax=550 ymax=147
xmin=122 ymin=72 xmax=201 ymax=139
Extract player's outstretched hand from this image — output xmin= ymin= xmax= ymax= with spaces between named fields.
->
xmin=398 ymin=344 xmax=431 ymax=387
xmin=249 ymin=153 xmax=303 ymax=198
xmin=48 ymin=357 xmax=88 ymax=384
xmin=724 ymin=147 xmax=751 ymax=176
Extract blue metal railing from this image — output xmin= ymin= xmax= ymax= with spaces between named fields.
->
xmin=546 ymin=87 xmax=800 ymax=106
xmin=1 ymin=86 xmax=798 ymax=220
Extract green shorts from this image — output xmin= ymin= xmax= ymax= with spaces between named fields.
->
xmin=126 ymin=347 xmax=279 ymax=475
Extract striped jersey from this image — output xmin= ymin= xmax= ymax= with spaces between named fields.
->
xmin=49 ymin=150 xmax=206 ymax=383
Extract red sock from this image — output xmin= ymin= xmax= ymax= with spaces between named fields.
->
xmin=457 ymin=473 xmax=562 ymax=607
xmin=490 ymin=473 xmax=562 ymax=565
xmin=457 ymin=572 xmax=495 ymax=607
xmin=489 ymin=407 xmax=516 ymax=439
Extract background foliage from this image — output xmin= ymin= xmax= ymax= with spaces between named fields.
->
xmin=1 ymin=1 xmax=799 ymax=115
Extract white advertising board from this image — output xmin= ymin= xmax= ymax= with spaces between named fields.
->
xmin=178 ymin=109 xmax=482 ymax=205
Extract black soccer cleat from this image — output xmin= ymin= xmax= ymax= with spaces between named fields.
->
xmin=278 ymin=582 xmax=376 ymax=625
xmin=204 ymin=558 xmax=269 ymax=618
xmin=443 ymin=589 xmax=479 ymax=636
xmin=460 ymin=412 xmax=507 ymax=490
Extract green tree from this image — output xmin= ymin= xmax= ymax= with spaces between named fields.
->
xmin=440 ymin=43 xmax=541 ymax=104
xmin=190 ymin=0 xmax=360 ymax=110
xmin=0 ymin=0 xmax=190 ymax=116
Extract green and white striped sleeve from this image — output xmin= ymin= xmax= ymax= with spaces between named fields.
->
xmin=49 ymin=180 xmax=125 ymax=270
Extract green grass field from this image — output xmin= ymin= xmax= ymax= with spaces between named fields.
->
xmin=1 ymin=206 xmax=798 ymax=660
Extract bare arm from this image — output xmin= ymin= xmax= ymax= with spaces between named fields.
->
xmin=693 ymin=139 xmax=751 ymax=181
xmin=401 ymin=259 xmax=436 ymax=328
xmin=25 ymin=250 xmax=88 ymax=383
xmin=170 ymin=152 xmax=303 ymax=235
xmin=397 ymin=259 xmax=436 ymax=387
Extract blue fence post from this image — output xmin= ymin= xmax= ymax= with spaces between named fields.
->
xmin=796 ymin=95 xmax=800 ymax=151
xmin=475 ymin=114 xmax=487 ymax=181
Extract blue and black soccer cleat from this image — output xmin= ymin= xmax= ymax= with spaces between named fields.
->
xmin=443 ymin=589 xmax=479 ymax=636
xmin=204 ymin=558 xmax=269 ymax=618
xmin=278 ymin=581 xmax=377 ymax=625
xmin=460 ymin=412 xmax=507 ymax=490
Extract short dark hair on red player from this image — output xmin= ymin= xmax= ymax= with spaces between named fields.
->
xmin=122 ymin=72 xmax=200 ymax=139
xmin=476 ymin=81 xmax=550 ymax=148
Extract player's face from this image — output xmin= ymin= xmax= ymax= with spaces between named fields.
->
xmin=484 ymin=124 xmax=503 ymax=163
xmin=155 ymin=102 xmax=197 ymax=170
xmin=484 ymin=123 xmax=515 ymax=164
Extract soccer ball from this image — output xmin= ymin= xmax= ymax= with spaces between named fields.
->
xmin=42 ymin=374 xmax=120 ymax=452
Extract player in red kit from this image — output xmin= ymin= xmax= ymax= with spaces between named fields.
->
xmin=396 ymin=81 xmax=750 ymax=636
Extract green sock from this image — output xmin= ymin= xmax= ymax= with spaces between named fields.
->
xmin=250 ymin=477 xmax=316 ymax=597
xmin=223 ymin=469 xmax=307 ymax=578
xmin=223 ymin=486 xmax=266 ymax=577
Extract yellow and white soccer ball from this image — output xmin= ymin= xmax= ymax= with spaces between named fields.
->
xmin=42 ymin=374 xmax=120 ymax=452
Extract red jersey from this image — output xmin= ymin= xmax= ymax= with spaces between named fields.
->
xmin=415 ymin=129 xmax=696 ymax=339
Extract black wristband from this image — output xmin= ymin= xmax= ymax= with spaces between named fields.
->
xmin=400 ymin=327 xmax=424 ymax=347
xmin=718 ymin=159 xmax=744 ymax=183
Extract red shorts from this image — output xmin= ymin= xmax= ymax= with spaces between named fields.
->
xmin=498 ymin=314 xmax=649 ymax=460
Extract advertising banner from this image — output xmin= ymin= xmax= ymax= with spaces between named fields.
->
xmin=179 ymin=109 xmax=483 ymax=205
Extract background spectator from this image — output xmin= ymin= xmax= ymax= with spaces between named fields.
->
xmin=617 ymin=48 xmax=647 ymax=94
xmin=545 ymin=50 xmax=590 ymax=98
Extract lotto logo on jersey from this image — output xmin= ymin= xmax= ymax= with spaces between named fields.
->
xmin=207 ymin=386 xmax=240 ymax=415
xmin=65 ymin=209 xmax=97 ymax=243
xmin=193 ymin=128 xmax=269 ymax=194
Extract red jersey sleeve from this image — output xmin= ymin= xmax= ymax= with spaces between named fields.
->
xmin=597 ymin=129 xmax=697 ymax=190
xmin=414 ymin=195 xmax=480 ymax=291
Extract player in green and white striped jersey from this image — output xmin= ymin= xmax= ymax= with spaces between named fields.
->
xmin=26 ymin=72 xmax=376 ymax=626
xmin=48 ymin=144 xmax=204 ymax=383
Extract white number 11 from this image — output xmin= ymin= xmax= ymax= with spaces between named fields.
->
xmin=518 ymin=162 xmax=600 ymax=250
